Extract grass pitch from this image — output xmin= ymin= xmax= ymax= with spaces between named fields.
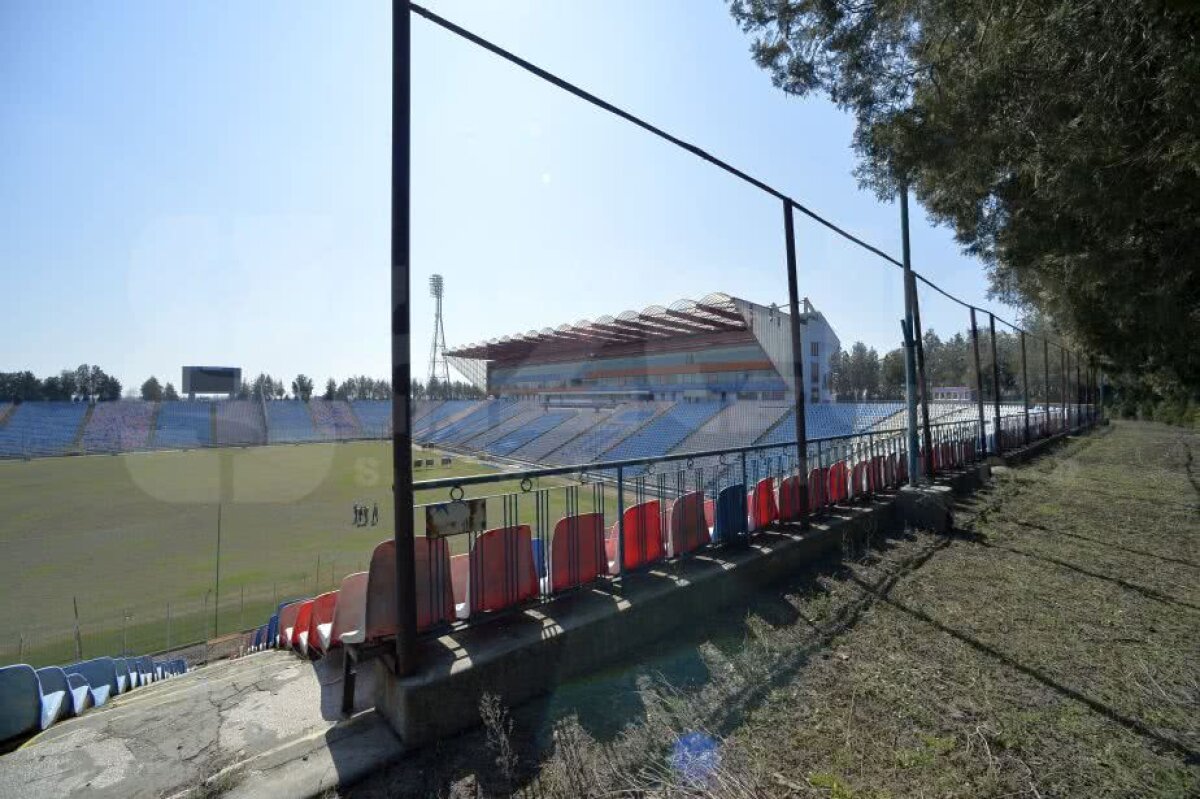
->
xmin=0 ymin=441 xmax=605 ymax=667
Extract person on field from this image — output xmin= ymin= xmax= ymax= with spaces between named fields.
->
xmin=371 ymin=502 xmax=379 ymax=526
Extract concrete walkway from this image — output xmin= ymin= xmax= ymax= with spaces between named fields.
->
xmin=0 ymin=650 xmax=403 ymax=798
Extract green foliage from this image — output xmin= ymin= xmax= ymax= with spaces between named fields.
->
xmin=163 ymin=381 xmax=180 ymax=401
xmin=290 ymin=374 xmax=314 ymax=402
xmin=140 ymin=375 xmax=163 ymax=402
xmin=730 ymin=0 xmax=1200 ymax=394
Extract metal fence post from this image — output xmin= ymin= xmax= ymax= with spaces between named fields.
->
xmin=615 ymin=465 xmax=626 ymax=578
xmin=989 ymin=314 xmax=1002 ymax=454
xmin=1020 ymin=330 xmax=1030 ymax=445
xmin=1042 ymin=337 xmax=1050 ymax=437
xmin=783 ymin=199 xmax=810 ymax=524
xmin=901 ymin=189 xmax=934 ymax=480
xmin=391 ymin=0 xmax=418 ymax=677
xmin=970 ymin=308 xmax=987 ymax=455
xmin=1060 ymin=347 xmax=1067 ymax=432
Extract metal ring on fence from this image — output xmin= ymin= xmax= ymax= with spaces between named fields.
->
xmin=577 ymin=470 xmax=587 ymax=484
xmin=717 ymin=454 xmax=726 ymax=466
xmin=520 ymin=477 xmax=533 ymax=493
xmin=645 ymin=461 xmax=655 ymax=475
xmin=686 ymin=457 xmax=694 ymax=469
xmin=449 ymin=485 xmax=465 ymax=502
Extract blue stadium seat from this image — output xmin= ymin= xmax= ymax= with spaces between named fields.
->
xmin=264 ymin=401 xmax=320 ymax=444
xmin=34 ymin=667 xmax=71 ymax=728
xmin=0 ymin=665 xmax=41 ymax=742
xmin=63 ymin=658 xmax=118 ymax=707
xmin=0 ymin=402 xmax=88 ymax=458
xmin=64 ymin=673 xmax=93 ymax=715
xmin=711 ymin=484 xmax=748 ymax=546
xmin=154 ymin=401 xmax=213 ymax=449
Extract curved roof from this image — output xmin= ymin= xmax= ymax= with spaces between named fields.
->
xmin=446 ymin=292 xmax=749 ymax=361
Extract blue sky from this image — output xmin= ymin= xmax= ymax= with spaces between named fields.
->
xmin=0 ymin=0 xmax=1016 ymax=393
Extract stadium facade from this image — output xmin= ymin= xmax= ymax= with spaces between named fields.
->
xmin=444 ymin=292 xmax=840 ymax=405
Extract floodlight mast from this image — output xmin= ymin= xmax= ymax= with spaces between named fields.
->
xmin=428 ymin=273 xmax=451 ymax=388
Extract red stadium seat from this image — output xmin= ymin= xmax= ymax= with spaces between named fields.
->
xmin=703 ymin=498 xmax=715 ymax=529
xmin=667 ymin=491 xmax=709 ymax=556
xmin=549 ymin=513 xmax=607 ymax=593
xmin=808 ymin=468 xmax=827 ymax=511
xmin=291 ymin=600 xmax=314 ymax=652
xmin=277 ymin=600 xmax=304 ymax=649
xmin=747 ymin=478 xmax=778 ymax=531
xmin=365 ymin=537 xmax=454 ymax=637
xmin=850 ymin=462 xmax=867 ymax=500
xmin=828 ymin=462 xmax=848 ymax=504
xmin=777 ymin=475 xmax=804 ymax=522
xmin=450 ymin=525 xmax=539 ymax=619
xmin=306 ymin=590 xmax=339 ymax=656
xmin=607 ymin=500 xmax=665 ymax=572
xmin=330 ymin=572 xmax=367 ymax=647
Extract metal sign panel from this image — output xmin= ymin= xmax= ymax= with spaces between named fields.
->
xmin=425 ymin=498 xmax=486 ymax=538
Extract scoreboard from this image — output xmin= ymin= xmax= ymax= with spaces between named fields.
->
xmin=181 ymin=366 xmax=241 ymax=395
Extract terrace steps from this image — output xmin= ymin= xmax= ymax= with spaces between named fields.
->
xmin=507 ymin=407 xmax=613 ymax=463
xmin=460 ymin=403 xmax=547 ymax=449
xmin=70 ymin=403 xmax=95 ymax=451
xmin=587 ymin=402 xmax=678 ymax=460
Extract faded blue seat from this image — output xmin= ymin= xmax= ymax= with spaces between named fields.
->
xmin=64 ymin=657 xmax=118 ymax=707
xmin=34 ymin=667 xmax=71 ymax=728
xmin=137 ymin=656 xmax=155 ymax=685
xmin=0 ymin=665 xmax=42 ymax=742
xmin=531 ymin=538 xmax=547 ymax=579
xmin=711 ymin=484 xmax=748 ymax=546
xmin=64 ymin=672 xmax=93 ymax=715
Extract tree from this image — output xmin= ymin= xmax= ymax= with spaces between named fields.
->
xmin=98 ymin=374 xmax=121 ymax=402
xmin=163 ymin=382 xmax=180 ymax=401
xmin=730 ymin=0 xmax=1200 ymax=395
xmin=141 ymin=376 xmax=163 ymax=402
xmin=291 ymin=374 xmax=314 ymax=402
xmin=323 ymin=378 xmax=336 ymax=401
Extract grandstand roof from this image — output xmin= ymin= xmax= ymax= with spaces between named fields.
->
xmin=446 ymin=292 xmax=754 ymax=362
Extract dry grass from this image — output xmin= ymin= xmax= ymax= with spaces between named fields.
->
xmin=342 ymin=421 xmax=1200 ymax=798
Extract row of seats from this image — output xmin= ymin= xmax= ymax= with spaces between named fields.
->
xmin=425 ymin=400 xmax=524 ymax=446
xmin=545 ymin=406 xmax=660 ymax=464
xmin=242 ymin=422 xmax=995 ymax=714
xmin=0 ymin=656 xmax=187 ymax=745
xmin=310 ymin=399 xmax=362 ymax=440
xmin=153 ymin=402 xmax=213 ymax=449
xmin=214 ymin=400 xmax=265 ymax=446
xmin=80 ymin=401 xmax=155 ymax=453
xmin=0 ymin=402 xmax=88 ymax=457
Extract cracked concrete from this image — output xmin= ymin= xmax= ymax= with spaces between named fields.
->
xmin=0 ymin=650 xmax=402 ymax=799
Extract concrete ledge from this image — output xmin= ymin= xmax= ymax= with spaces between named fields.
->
xmin=377 ymin=462 xmax=993 ymax=747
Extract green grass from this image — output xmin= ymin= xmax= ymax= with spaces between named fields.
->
xmin=0 ymin=441 xmax=615 ymax=667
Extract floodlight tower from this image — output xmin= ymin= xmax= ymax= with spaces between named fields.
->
xmin=427 ymin=274 xmax=451 ymax=387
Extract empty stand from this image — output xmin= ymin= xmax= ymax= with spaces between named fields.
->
xmin=545 ymin=404 xmax=661 ymax=464
xmin=81 ymin=401 xmax=155 ymax=453
xmin=214 ymin=400 xmax=266 ymax=446
xmin=310 ymin=399 xmax=362 ymax=440
xmin=509 ymin=407 xmax=611 ymax=462
xmin=0 ymin=402 xmax=88 ymax=458
xmin=153 ymin=402 xmax=213 ymax=449
xmin=427 ymin=400 xmax=524 ymax=447
xmin=485 ymin=410 xmax=574 ymax=457
xmin=352 ymin=400 xmax=392 ymax=439
xmin=265 ymin=401 xmax=320 ymax=444
xmin=603 ymin=402 xmax=725 ymax=472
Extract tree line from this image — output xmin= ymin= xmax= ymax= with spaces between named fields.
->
xmin=2 ymin=368 xmax=485 ymax=404
xmin=0 ymin=365 xmax=121 ymax=403
xmin=831 ymin=326 xmax=1074 ymax=403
